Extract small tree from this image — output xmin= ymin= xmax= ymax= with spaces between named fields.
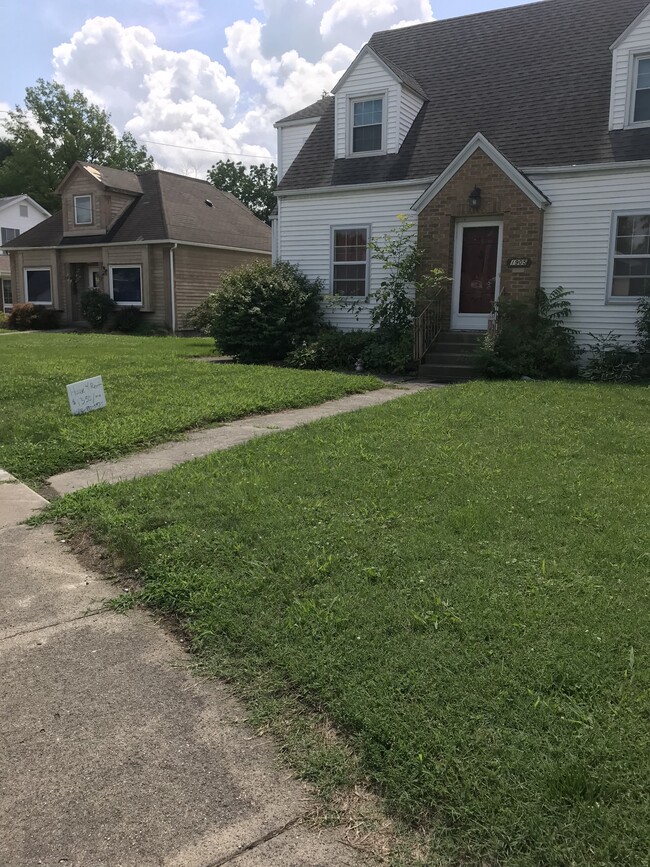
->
xmin=368 ymin=215 xmax=450 ymax=338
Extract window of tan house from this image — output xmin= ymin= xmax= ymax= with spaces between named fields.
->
xmin=25 ymin=268 xmax=52 ymax=305
xmin=332 ymin=227 xmax=369 ymax=296
xmin=2 ymin=278 xmax=12 ymax=312
xmin=74 ymin=195 xmax=93 ymax=225
xmin=109 ymin=265 xmax=142 ymax=305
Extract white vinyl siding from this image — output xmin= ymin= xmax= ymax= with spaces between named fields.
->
xmin=277 ymin=185 xmax=426 ymax=330
xmin=277 ymin=121 xmax=319 ymax=181
xmin=334 ymin=52 xmax=399 ymax=159
xmin=610 ymin=7 xmax=650 ymax=129
xmin=399 ymin=88 xmax=424 ymax=147
xmin=532 ymin=166 xmax=650 ymax=344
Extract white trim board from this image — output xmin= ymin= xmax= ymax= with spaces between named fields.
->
xmin=413 ymin=133 xmax=550 ymax=213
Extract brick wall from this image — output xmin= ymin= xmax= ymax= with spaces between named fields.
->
xmin=417 ymin=148 xmax=545 ymax=328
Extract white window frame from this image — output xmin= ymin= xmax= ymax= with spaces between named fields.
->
xmin=347 ymin=94 xmax=387 ymax=157
xmin=109 ymin=264 xmax=143 ymax=306
xmin=19 ymin=204 xmax=28 ymax=218
xmin=2 ymin=278 xmax=12 ymax=313
xmin=626 ymin=53 xmax=650 ymax=128
xmin=607 ymin=209 xmax=650 ymax=303
xmin=73 ymin=194 xmax=93 ymax=226
xmin=330 ymin=225 xmax=371 ymax=299
xmin=24 ymin=267 xmax=53 ymax=306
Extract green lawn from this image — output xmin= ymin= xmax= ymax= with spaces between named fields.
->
xmin=45 ymin=381 xmax=650 ymax=865
xmin=0 ymin=332 xmax=381 ymax=483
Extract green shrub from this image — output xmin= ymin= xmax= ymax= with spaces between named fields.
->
xmin=0 ymin=311 xmax=8 ymax=329
xmin=636 ymin=296 xmax=650 ymax=378
xmin=210 ymin=261 xmax=323 ymax=363
xmin=80 ymin=289 xmax=116 ymax=329
xmin=112 ymin=306 xmax=143 ymax=333
xmin=185 ymin=293 xmax=220 ymax=335
xmin=286 ymin=328 xmax=413 ymax=374
xmin=7 ymin=303 xmax=60 ymax=330
xmin=476 ymin=287 xmax=580 ymax=379
xmin=582 ymin=332 xmax=639 ymax=383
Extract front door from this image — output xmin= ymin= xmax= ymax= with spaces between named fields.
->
xmin=451 ymin=222 xmax=502 ymax=330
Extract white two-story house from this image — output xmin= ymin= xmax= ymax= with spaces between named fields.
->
xmin=0 ymin=196 xmax=50 ymax=312
xmin=274 ymin=0 xmax=650 ymax=377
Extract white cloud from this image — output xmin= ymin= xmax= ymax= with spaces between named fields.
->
xmin=51 ymin=1 xmax=434 ymax=175
xmin=153 ymin=0 xmax=203 ymax=26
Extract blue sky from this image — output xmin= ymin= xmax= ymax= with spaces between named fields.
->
xmin=3 ymin=0 xmax=531 ymax=173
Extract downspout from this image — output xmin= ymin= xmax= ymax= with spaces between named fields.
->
xmin=169 ymin=243 xmax=177 ymax=335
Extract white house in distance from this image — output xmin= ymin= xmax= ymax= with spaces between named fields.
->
xmin=273 ymin=0 xmax=650 ymax=379
xmin=0 ymin=195 xmax=51 ymax=313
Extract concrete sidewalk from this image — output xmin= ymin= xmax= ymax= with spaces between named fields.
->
xmin=47 ymin=382 xmax=435 ymax=496
xmin=0 ymin=479 xmax=369 ymax=866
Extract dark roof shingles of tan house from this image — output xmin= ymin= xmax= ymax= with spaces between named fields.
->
xmin=278 ymin=0 xmax=650 ymax=191
xmin=7 ymin=168 xmax=271 ymax=252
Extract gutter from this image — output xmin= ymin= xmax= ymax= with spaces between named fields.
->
xmin=170 ymin=243 xmax=177 ymax=335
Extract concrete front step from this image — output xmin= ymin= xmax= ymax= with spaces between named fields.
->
xmin=417 ymin=363 xmax=478 ymax=382
xmin=436 ymin=330 xmax=486 ymax=346
xmin=423 ymin=351 xmax=479 ymax=366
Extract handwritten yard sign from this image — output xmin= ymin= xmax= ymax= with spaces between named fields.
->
xmin=66 ymin=376 xmax=107 ymax=416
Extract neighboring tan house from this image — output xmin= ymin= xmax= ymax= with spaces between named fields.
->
xmin=274 ymin=0 xmax=650 ymax=378
xmin=3 ymin=163 xmax=271 ymax=331
xmin=0 ymin=195 xmax=51 ymax=313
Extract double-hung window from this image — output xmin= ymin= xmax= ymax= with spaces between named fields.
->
xmin=633 ymin=56 xmax=650 ymax=124
xmin=332 ymin=228 xmax=369 ymax=297
xmin=25 ymin=268 xmax=52 ymax=305
xmin=351 ymin=98 xmax=384 ymax=153
xmin=611 ymin=214 xmax=650 ymax=299
xmin=74 ymin=195 xmax=93 ymax=225
xmin=110 ymin=265 xmax=142 ymax=305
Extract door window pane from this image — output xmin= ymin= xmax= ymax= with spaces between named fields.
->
xmin=459 ymin=227 xmax=499 ymax=314
xmin=111 ymin=266 xmax=142 ymax=304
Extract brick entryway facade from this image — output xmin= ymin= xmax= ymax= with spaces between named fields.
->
xmin=417 ymin=146 xmax=547 ymax=331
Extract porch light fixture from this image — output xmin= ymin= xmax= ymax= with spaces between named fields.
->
xmin=469 ymin=186 xmax=481 ymax=208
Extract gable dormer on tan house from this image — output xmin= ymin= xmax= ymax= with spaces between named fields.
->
xmin=4 ymin=162 xmax=271 ymax=331
xmin=274 ymin=0 xmax=650 ymax=381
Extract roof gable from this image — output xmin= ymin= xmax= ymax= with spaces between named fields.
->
xmin=331 ymin=44 xmax=426 ymax=99
xmin=0 ymin=195 xmax=50 ymax=218
xmin=412 ymin=134 xmax=550 ymax=213
xmin=55 ymin=162 xmax=143 ymax=196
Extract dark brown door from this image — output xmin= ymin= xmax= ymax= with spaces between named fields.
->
xmin=459 ymin=226 xmax=499 ymax=315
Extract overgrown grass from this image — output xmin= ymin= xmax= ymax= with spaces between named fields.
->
xmin=45 ymin=381 xmax=650 ymax=865
xmin=0 ymin=333 xmax=381 ymax=483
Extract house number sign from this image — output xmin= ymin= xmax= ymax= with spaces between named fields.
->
xmin=507 ymin=257 xmax=532 ymax=268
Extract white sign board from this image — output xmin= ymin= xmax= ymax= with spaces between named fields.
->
xmin=66 ymin=376 xmax=107 ymax=416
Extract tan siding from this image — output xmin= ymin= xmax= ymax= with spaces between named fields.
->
xmin=108 ymin=192 xmax=136 ymax=228
xmin=148 ymin=245 xmax=169 ymax=328
xmin=61 ymin=170 xmax=106 ymax=237
xmin=173 ymin=245 xmax=271 ymax=329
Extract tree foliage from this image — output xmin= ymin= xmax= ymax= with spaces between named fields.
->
xmin=0 ymin=79 xmax=153 ymax=212
xmin=206 ymin=159 xmax=277 ymax=223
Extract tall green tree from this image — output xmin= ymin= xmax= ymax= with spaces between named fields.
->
xmin=207 ymin=159 xmax=277 ymax=223
xmin=0 ymin=79 xmax=153 ymax=212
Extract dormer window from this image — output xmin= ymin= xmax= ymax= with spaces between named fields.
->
xmin=74 ymin=195 xmax=93 ymax=226
xmin=633 ymin=56 xmax=650 ymax=123
xmin=351 ymin=97 xmax=384 ymax=153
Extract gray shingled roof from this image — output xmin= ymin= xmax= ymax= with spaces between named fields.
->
xmin=279 ymin=0 xmax=650 ymax=192
xmin=5 ymin=170 xmax=271 ymax=252
xmin=276 ymin=96 xmax=334 ymax=125
xmin=77 ymin=163 xmax=144 ymax=195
